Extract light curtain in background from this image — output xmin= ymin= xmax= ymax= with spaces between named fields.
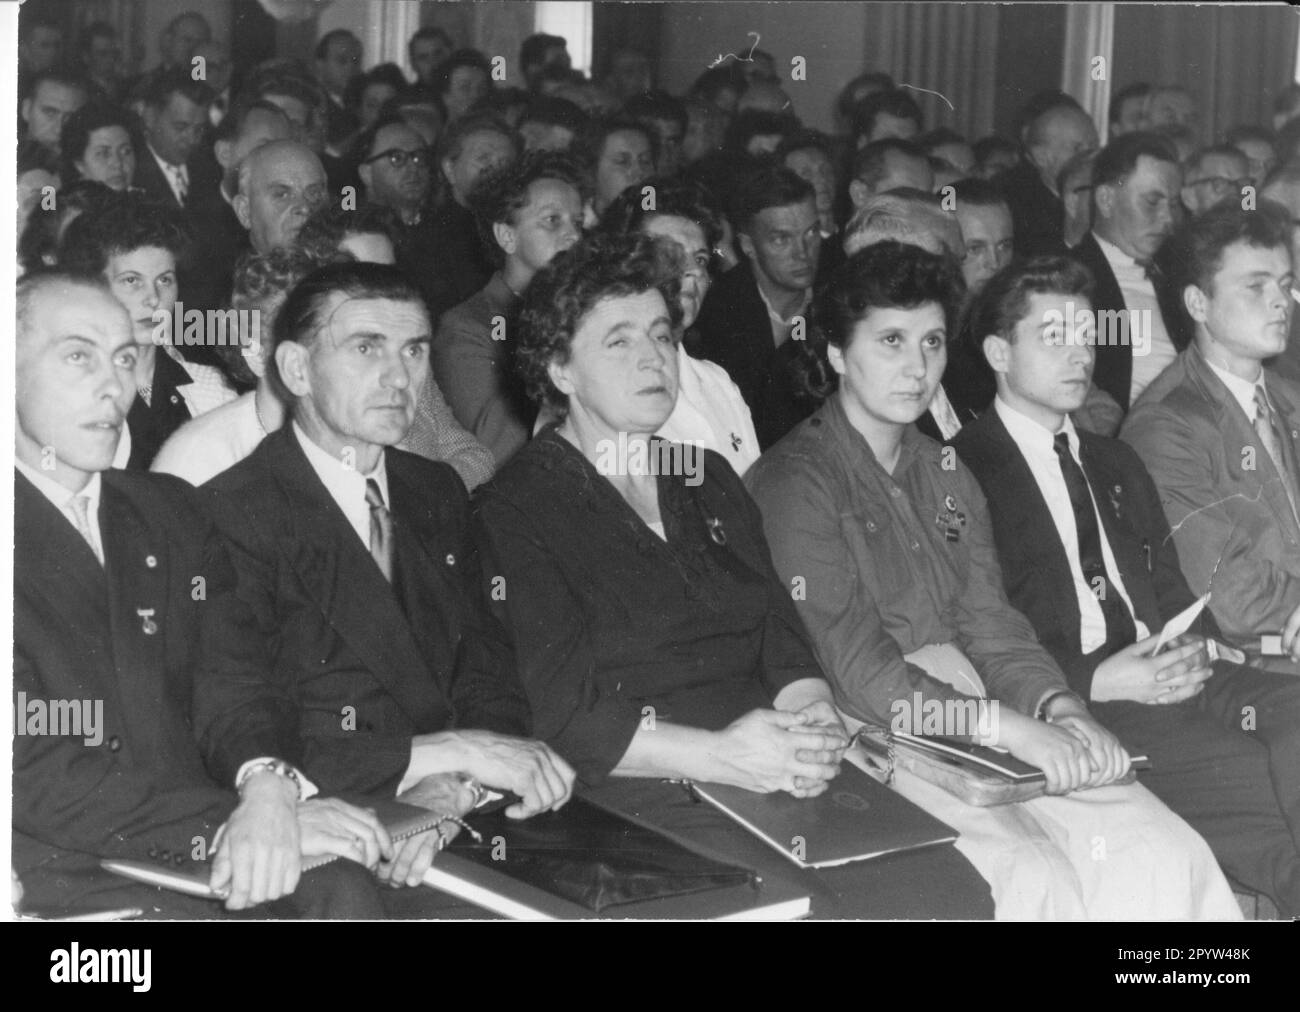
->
xmin=863 ymin=2 xmax=1001 ymax=140
xmin=1111 ymin=4 xmax=1299 ymax=139
xmin=1062 ymin=4 xmax=1114 ymax=142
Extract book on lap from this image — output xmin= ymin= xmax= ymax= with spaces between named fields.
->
xmin=104 ymin=794 xmax=812 ymax=920
xmin=688 ymin=763 xmax=959 ymax=869
xmin=444 ymin=794 xmax=810 ymax=919
xmin=101 ymin=799 xmax=450 ymax=900
xmin=855 ymin=730 xmax=1151 ymax=807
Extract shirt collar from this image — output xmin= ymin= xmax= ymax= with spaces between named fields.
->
xmin=16 ymin=458 xmax=103 ymax=518
xmin=994 ymin=394 xmax=1076 ymax=457
xmin=292 ymin=421 xmax=389 ymax=509
xmin=148 ymin=143 xmax=183 ymax=174
xmin=1202 ymin=356 xmax=1263 ymax=421
xmin=1091 ymin=230 xmax=1143 ymax=272
xmin=753 ymin=273 xmax=811 ymax=326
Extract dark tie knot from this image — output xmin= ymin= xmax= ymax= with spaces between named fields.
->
xmin=364 ymin=478 xmax=385 ymax=511
xmin=1052 ymin=431 xmax=1071 ymax=458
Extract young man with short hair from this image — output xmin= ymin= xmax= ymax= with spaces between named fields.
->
xmin=1123 ymin=201 xmax=1300 ymax=676
xmin=695 ymin=165 xmax=823 ymax=449
xmin=953 ymin=255 xmax=1300 ymax=916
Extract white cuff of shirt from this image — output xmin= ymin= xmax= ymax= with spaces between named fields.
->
xmin=234 ymin=757 xmax=319 ymax=801
xmin=395 ymin=741 xmax=446 ymax=796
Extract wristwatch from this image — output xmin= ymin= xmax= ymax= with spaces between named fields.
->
xmin=236 ymin=759 xmax=305 ymax=800
xmin=1036 ymin=690 xmax=1086 ymax=723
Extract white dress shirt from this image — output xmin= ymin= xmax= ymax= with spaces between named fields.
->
xmin=995 ymin=397 xmax=1150 ymax=653
xmin=15 ymin=459 xmax=104 ymax=563
xmin=148 ymin=145 xmax=189 ymax=205
xmin=754 ymin=277 xmax=812 ymax=348
xmin=292 ymin=422 xmax=389 ymax=548
xmin=1203 ymin=357 xmax=1265 ymax=423
xmin=1092 ymin=232 xmax=1176 ymax=403
xmin=658 ymin=345 xmax=761 ymax=476
xmin=927 ymin=384 xmax=963 ymax=440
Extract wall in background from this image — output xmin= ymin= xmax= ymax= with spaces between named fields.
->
xmin=19 ymin=1 xmax=1300 ymax=145
xmin=658 ymin=1 xmax=872 ymax=134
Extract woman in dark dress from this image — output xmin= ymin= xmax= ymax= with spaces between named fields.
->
xmin=59 ymin=192 xmax=236 ymax=469
xmin=473 ymin=232 xmax=994 ymax=918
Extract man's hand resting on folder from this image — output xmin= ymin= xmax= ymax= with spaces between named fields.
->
xmin=409 ymin=730 xmax=576 ymax=819
xmin=1091 ymin=634 xmax=1211 ymax=705
xmin=210 ymin=777 xmax=392 ymax=910
xmin=375 ymin=774 xmax=480 ymax=889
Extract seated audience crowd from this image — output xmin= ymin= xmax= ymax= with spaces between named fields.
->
xmin=13 ymin=9 xmax=1300 ymax=921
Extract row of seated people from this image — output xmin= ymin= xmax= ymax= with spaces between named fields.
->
xmin=15 ymin=193 xmax=1299 ymax=917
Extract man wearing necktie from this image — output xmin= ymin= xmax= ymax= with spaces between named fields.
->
xmin=13 ymin=273 xmax=397 ymax=918
xmin=198 ymin=262 xmax=574 ymax=909
xmin=137 ymin=67 xmax=212 ymax=211
xmin=1124 ymin=199 xmax=1300 ymax=676
xmin=956 ymin=254 xmax=1300 ymax=918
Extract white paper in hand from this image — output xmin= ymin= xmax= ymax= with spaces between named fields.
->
xmin=1152 ymin=593 xmax=1209 ymax=654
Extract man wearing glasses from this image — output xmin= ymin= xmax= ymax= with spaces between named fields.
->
xmin=358 ymin=116 xmax=434 ymax=227
xmin=1182 ymin=145 xmax=1253 ymax=218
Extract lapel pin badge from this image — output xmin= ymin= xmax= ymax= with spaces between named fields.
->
xmin=937 ymin=493 xmax=967 ymax=541
xmin=136 ymin=607 xmax=158 ymax=636
xmin=707 ymin=517 xmax=727 ymax=546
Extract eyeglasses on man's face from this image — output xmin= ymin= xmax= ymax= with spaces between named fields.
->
xmin=1189 ymin=175 xmax=1253 ymax=195
xmin=363 ymin=147 xmax=432 ymax=169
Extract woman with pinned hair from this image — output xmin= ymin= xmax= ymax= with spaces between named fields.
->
xmin=433 ymin=149 xmax=586 ymax=466
xmin=472 ymin=231 xmax=995 ymax=919
xmin=60 ymin=192 xmax=236 ymax=470
xmin=59 ymin=102 xmax=141 ymax=191
xmin=745 ymin=240 xmax=1241 ymax=919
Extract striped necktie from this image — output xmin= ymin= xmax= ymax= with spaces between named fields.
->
xmin=67 ymin=494 xmax=104 ymax=565
xmin=1254 ymin=384 xmax=1300 ymax=523
xmin=364 ymin=479 xmax=393 ymax=581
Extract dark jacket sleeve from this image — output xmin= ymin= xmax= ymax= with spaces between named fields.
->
xmin=445 ymin=483 xmax=532 ymax=737
xmin=13 ymin=647 xmax=234 ymax=861
xmin=192 ymin=485 xmax=307 ymax=786
xmin=473 ymin=488 xmax=644 ymax=785
xmin=707 ymin=452 xmax=826 ymax=702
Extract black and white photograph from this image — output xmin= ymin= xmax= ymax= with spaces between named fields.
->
xmin=3 ymin=0 xmax=1297 ymax=973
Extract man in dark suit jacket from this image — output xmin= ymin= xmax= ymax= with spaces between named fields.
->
xmin=181 ymin=100 xmax=294 ymax=318
xmin=13 ymin=272 xmax=395 ymax=918
xmin=1070 ymin=132 xmax=1189 ymax=413
xmin=135 ymin=68 xmax=215 ymax=214
xmin=952 ymin=255 xmax=1300 ymax=916
xmin=993 ymin=94 xmax=1097 ymax=259
xmin=198 ymin=262 xmax=575 ymax=888
xmin=696 ymin=165 xmax=821 ymax=450
xmin=423 ymin=115 xmax=521 ymax=320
